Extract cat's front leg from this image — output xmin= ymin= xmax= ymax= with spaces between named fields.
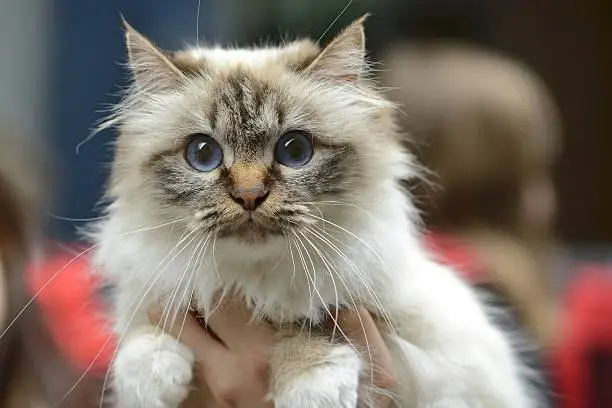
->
xmin=270 ymin=336 xmax=363 ymax=408
xmin=113 ymin=326 xmax=195 ymax=408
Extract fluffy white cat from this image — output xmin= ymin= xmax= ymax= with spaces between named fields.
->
xmin=92 ymin=15 xmax=537 ymax=408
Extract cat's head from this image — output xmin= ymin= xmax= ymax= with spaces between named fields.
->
xmin=105 ymin=15 xmax=411 ymax=244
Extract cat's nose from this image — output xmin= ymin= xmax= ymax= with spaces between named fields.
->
xmin=231 ymin=184 xmax=269 ymax=211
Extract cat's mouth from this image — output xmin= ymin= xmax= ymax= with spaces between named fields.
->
xmin=217 ymin=212 xmax=284 ymax=242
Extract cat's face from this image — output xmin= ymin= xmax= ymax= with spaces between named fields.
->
xmin=108 ymin=16 xmax=407 ymax=244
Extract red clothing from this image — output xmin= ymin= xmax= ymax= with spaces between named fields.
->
xmin=553 ymin=266 xmax=612 ymax=408
xmin=26 ymin=249 xmax=115 ymax=377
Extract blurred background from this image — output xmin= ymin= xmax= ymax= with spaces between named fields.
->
xmin=1 ymin=1 xmax=612 ymax=406
xmin=2 ymin=0 xmax=611 ymax=261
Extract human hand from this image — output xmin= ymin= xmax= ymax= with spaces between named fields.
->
xmin=150 ymin=300 xmax=396 ymax=408
xmin=150 ymin=297 xmax=275 ymax=408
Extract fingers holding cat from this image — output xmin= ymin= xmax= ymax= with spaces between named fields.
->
xmin=149 ymin=299 xmax=274 ymax=408
xmin=204 ymin=297 xmax=277 ymax=351
xmin=338 ymin=308 xmax=397 ymax=408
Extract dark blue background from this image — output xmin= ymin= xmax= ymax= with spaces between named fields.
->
xmin=49 ymin=1 xmax=222 ymax=240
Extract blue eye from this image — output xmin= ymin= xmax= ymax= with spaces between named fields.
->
xmin=274 ymin=131 xmax=313 ymax=168
xmin=185 ymin=134 xmax=223 ymax=172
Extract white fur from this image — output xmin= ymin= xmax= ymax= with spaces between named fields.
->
xmin=95 ymin=21 xmax=536 ymax=408
xmin=187 ymin=42 xmax=311 ymax=71
xmin=113 ymin=328 xmax=194 ymax=408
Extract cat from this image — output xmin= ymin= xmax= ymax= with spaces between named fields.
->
xmin=91 ymin=14 xmax=537 ymax=408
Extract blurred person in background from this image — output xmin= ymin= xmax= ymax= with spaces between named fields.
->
xmin=0 ymin=128 xmax=102 ymax=408
xmin=382 ymin=37 xmax=612 ymax=407
xmin=383 ymin=41 xmax=561 ymax=348
xmin=382 ymin=36 xmax=561 ymax=405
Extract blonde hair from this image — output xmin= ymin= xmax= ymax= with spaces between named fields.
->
xmin=382 ymin=41 xmax=561 ymax=348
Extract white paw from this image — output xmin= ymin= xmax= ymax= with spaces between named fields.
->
xmin=113 ymin=332 xmax=194 ymax=408
xmin=275 ymin=345 xmax=362 ymax=408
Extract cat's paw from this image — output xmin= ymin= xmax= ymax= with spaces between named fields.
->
xmin=113 ymin=331 xmax=194 ymax=408
xmin=274 ymin=344 xmax=362 ymax=408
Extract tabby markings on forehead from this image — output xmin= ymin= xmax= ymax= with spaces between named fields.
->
xmin=213 ymin=72 xmax=285 ymax=155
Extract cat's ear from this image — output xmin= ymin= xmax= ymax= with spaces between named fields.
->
xmin=121 ymin=16 xmax=183 ymax=92
xmin=306 ymin=14 xmax=369 ymax=82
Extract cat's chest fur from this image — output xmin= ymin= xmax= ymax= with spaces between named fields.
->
xmin=98 ymin=207 xmax=410 ymax=326
xmin=189 ymin=232 xmax=388 ymax=324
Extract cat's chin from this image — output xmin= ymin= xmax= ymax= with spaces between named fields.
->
xmin=217 ymin=218 xmax=283 ymax=244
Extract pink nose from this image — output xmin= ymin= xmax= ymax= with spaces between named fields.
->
xmin=231 ymin=184 xmax=269 ymax=211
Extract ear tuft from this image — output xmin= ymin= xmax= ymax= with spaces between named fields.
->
xmin=119 ymin=13 xmax=130 ymax=32
xmin=121 ymin=16 xmax=183 ymax=92
xmin=306 ymin=13 xmax=370 ymax=82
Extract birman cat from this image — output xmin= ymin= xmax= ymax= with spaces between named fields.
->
xmin=92 ymin=15 xmax=537 ymax=408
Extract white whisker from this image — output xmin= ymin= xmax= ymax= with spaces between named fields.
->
xmin=124 ymin=228 xmax=202 ymax=402
xmin=291 ymin=231 xmax=341 ymax=333
xmin=288 ymin=234 xmax=314 ymax=340
xmin=47 ymin=213 xmax=106 ymax=222
xmin=95 ymin=225 xmax=197 ymax=407
xmin=211 ymin=233 xmax=221 ymax=283
xmin=306 ymin=225 xmax=396 ymax=336
xmin=301 ymin=228 xmax=375 ymax=386
xmin=175 ymin=231 xmax=210 ymax=344
xmin=195 ymin=0 xmax=201 ymax=47
xmin=304 ymin=213 xmax=392 ymax=276
xmin=160 ymin=233 xmax=207 ymax=333
xmin=299 ymin=200 xmax=377 ymax=220
xmin=317 ymin=0 xmax=354 ymax=44
xmin=297 ymin=230 xmax=340 ymax=341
